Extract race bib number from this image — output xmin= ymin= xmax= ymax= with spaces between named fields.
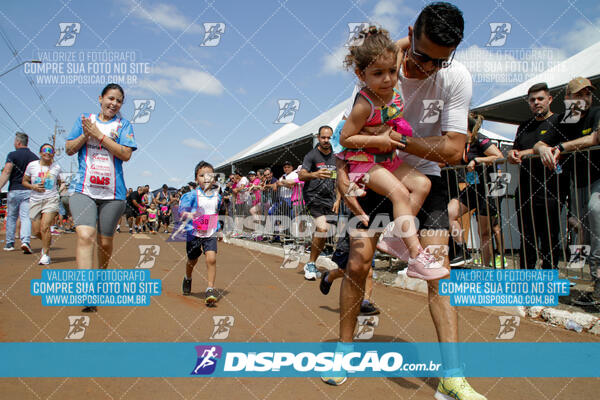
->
xmin=161 ymin=206 xmax=168 ymax=212
xmin=193 ymin=214 xmax=218 ymax=232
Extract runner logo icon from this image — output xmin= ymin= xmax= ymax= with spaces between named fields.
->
xmin=210 ymin=316 xmax=234 ymax=339
xmin=191 ymin=345 xmax=222 ymax=375
xmin=275 ymin=100 xmax=299 ymax=124
xmin=200 ymin=23 xmax=225 ymax=47
xmin=65 ymin=316 xmax=90 ymax=339
xmin=486 ymin=23 xmax=511 ymax=47
xmin=56 ymin=23 xmax=80 ymax=47
xmin=131 ymin=100 xmax=156 ymax=124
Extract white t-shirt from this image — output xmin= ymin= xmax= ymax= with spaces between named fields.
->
xmin=278 ymin=171 xmax=298 ymax=199
xmin=24 ymin=161 xmax=62 ymax=202
xmin=344 ymin=60 xmax=472 ymax=177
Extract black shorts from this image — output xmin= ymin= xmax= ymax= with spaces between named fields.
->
xmin=456 ymin=184 xmax=497 ymax=217
xmin=186 ymin=236 xmax=218 ymax=260
xmin=125 ymin=205 xmax=139 ymax=219
xmin=159 ymin=214 xmax=171 ymax=224
xmin=308 ymin=203 xmax=334 ymax=219
xmin=356 ymin=174 xmax=449 ymax=231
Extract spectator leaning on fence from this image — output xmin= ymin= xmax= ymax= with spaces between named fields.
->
xmin=298 ymin=125 xmax=340 ymax=281
xmin=448 ymin=114 xmax=504 ymax=268
xmin=0 ymin=132 xmax=39 ymax=254
xmin=534 ymin=76 xmax=600 ymax=304
xmin=508 ymin=82 xmax=570 ymax=270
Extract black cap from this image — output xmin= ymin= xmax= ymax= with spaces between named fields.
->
xmin=283 ymin=161 xmax=293 ymax=167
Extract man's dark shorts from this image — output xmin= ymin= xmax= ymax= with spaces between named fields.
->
xmin=186 ymin=235 xmax=218 ymax=260
xmin=357 ymin=175 xmax=449 ymax=231
xmin=125 ymin=205 xmax=139 ymax=219
xmin=308 ymin=203 xmax=334 ymax=219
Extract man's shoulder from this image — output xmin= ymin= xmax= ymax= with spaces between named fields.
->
xmin=439 ymin=60 xmax=472 ymax=84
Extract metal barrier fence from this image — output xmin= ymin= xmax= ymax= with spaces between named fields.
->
xmin=444 ymin=146 xmax=599 ymax=280
xmin=218 ymin=147 xmax=598 ymax=280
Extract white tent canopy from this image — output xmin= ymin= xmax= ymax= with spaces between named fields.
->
xmin=472 ymin=41 xmax=600 ymax=124
xmin=216 ymin=99 xmax=351 ymax=171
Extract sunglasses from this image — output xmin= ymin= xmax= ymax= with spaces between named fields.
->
xmin=410 ymin=32 xmax=455 ymax=69
xmin=41 ymin=147 xmax=54 ymax=155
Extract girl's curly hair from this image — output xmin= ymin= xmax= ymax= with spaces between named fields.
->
xmin=344 ymin=25 xmax=398 ymax=72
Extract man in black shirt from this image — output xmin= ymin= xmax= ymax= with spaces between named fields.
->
xmin=0 ymin=132 xmax=39 ymax=252
xmin=298 ymin=126 xmax=340 ymax=280
xmin=534 ymin=77 xmax=600 ymax=303
xmin=508 ymin=82 xmax=570 ymax=270
xmin=126 ymin=186 xmax=144 ymax=233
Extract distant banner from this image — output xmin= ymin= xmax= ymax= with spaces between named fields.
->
xmin=1 ymin=343 xmax=599 ymax=377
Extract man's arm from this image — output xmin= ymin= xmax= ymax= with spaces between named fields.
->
xmin=0 ymin=162 xmax=13 ymax=190
xmin=390 ymin=130 xmax=466 ymax=165
xmin=534 ymin=129 xmax=599 ymax=169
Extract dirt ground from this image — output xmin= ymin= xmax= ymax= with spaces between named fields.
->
xmin=1 ymin=230 xmax=599 ymax=399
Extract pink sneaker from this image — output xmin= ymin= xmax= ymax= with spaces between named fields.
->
xmin=376 ymin=223 xmax=410 ymax=261
xmin=377 ymin=236 xmax=410 ymax=261
xmin=407 ymin=250 xmax=449 ymax=281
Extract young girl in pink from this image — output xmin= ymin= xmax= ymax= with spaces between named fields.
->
xmin=339 ymin=26 xmax=447 ymax=280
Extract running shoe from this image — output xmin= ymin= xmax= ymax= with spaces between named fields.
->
xmin=320 ymin=271 xmax=332 ymax=295
xmin=3 ymin=243 xmax=15 ymax=251
xmin=449 ymin=247 xmax=472 ymax=267
xmin=182 ymin=277 xmax=192 ymax=296
xmin=435 ymin=377 xmax=487 ymax=400
xmin=205 ymin=288 xmax=218 ymax=306
xmin=407 ymin=250 xmax=449 ymax=280
xmin=50 ymin=226 xmax=61 ymax=235
xmin=376 ymin=235 xmax=410 ymax=261
xmin=129 ymin=228 xmax=133 ymax=234
xmin=38 ymin=253 xmax=51 ymax=265
xmin=494 ymin=254 xmax=507 ymax=269
xmin=304 ymin=262 xmax=320 ymax=280
xmin=360 ymin=301 xmax=380 ymax=315
xmin=321 ymin=376 xmax=347 ymax=386
xmin=116 ymin=225 xmax=120 ymax=233
xmin=21 ymin=242 xmax=32 ymax=254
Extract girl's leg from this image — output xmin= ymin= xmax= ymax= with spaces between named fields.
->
xmin=448 ymin=199 xmax=470 ymax=246
xmin=478 ymin=215 xmax=493 ymax=266
xmin=40 ymin=211 xmax=57 ymax=255
xmin=366 ymin=165 xmax=421 ymax=258
xmin=392 ymin=163 xmax=432 ymax=215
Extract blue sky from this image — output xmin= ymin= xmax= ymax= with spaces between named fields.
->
xmin=1 ymin=0 xmax=599 ymax=190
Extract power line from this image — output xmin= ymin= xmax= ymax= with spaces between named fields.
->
xmin=0 ymin=101 xmax=24 ymax=132
xmin=0 ymin=24 xmax=61 ymax=127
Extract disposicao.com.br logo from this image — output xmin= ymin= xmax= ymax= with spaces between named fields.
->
xmin=190 ymin=344 xmax=442 ymax=377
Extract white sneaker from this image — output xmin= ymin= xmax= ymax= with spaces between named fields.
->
xmin=303 ymin=262 xmax=319 ymax=280
xmin=38 ymin=253 xmax=51 ymax=265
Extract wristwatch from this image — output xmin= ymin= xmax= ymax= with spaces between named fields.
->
xmin=397 ymin=134 xmax=408 ymax=149
xmin=556 ymin=143 xmax=565 ymax=152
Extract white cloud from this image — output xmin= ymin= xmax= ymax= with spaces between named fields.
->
xmin=322 ymin=46 xmax=348 ymax=75
xmin=168 ymin=177 xmax=181 ymax=183
xmin=137 ymin=65 xmax=224 ymax=96
xmin=370 ymin=0 xmax=413 ymax=35
xmin=560 ymin=18 xmax=600 ymax=54
xmin=124 ymin=0 xmax=203 ymax=33
xmin=322 ymin=0 xmax=414 ymax=75
xmin=182 ymin=138 xmax=209 ymax=149
xmin=141 ymin=170 xmax=152 ymax=177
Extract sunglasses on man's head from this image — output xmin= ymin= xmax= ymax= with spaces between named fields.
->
xmin=410 ymin=33 xmax=455 ymax=69
xmin=41 ymin=147 xmax=54 ymax=154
